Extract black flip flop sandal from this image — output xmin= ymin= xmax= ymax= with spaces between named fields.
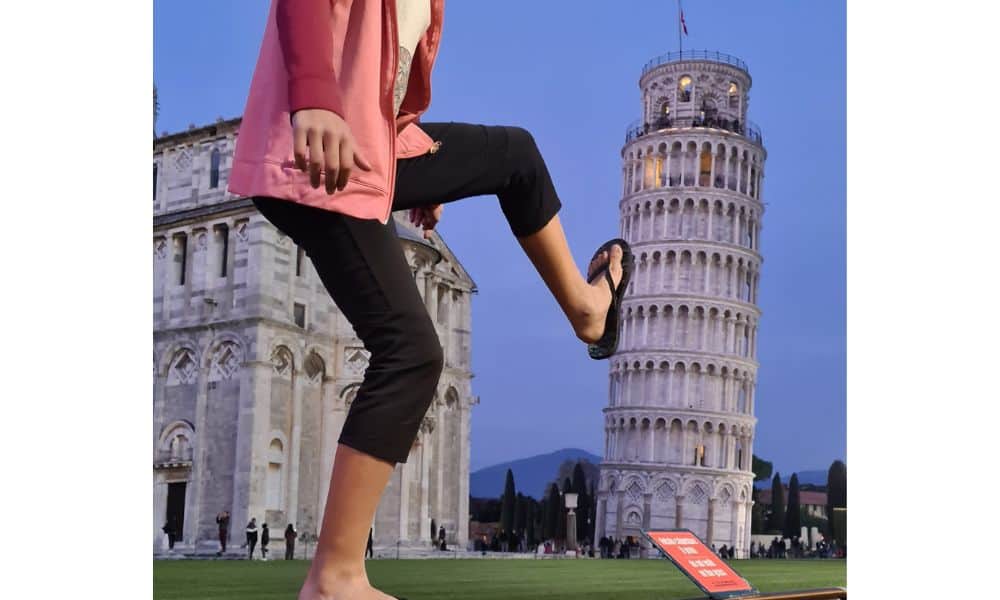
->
xmin=586 ymin=238 xmax=634 ymax=360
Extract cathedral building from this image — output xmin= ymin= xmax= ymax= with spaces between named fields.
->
xmin=595 ymin=50 xmax=767 ymax=558
xmin=153 ymin=118 xmax=477 ymax=555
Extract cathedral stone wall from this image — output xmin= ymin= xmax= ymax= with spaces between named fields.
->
xmin=153 ymin=119 xmax=478 ymax=555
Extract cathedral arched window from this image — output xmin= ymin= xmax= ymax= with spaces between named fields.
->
xmin=304 ymin=350 xmax=325 ymax=382
xmin=437 ymin=284 xmax=449 ymax=323
xmin=214 ymin=224 xmax=229 ymax=278
xmin=678 ymin=76 xmax=693 ymax=103
xmin=158 ymin=421 xmax=195 ymax=463
xmin=169 ymin=434 xmax=190 ymax=461
xmin=173 ymin=232 xmax=188 ymax=285
xmin=266 ymin=438 xmax=285 ymax=511
xmin=209 ymin=148 xmax=221 ymax=189
xmin=445 ymin=387 xmax=459 ymax=410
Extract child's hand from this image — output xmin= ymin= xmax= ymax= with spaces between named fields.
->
xmin=409 ymin=204 xmax=442 ymax=238
xmin=291 ymin=109 xmax=372 ymax=194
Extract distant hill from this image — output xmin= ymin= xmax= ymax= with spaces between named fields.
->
xmin=754 ymin=469 xmax=830 ymax=489
xmin=470 ymin=448 xmax=603 ymax=500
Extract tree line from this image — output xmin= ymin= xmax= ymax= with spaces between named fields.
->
xmin=470 ymin=456 xmax=846 ymax=550
xmin=470 ymin=461 xmax=598 ymax=549
xmin=751 ymin=458 xmax=847 ymax=548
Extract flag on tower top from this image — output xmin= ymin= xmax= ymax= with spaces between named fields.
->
xmin=681 ymin=9 xmax=688 ymax=35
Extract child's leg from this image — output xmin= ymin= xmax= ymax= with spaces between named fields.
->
xmin=394 ymin=123 xmax=623 ymax=343
xmin=254 ymin=197 xmax=443 ymax=600
xmin=309 ymin=444 xmax=392 ymax=585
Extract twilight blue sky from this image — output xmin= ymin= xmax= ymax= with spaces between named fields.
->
xmin=154 ymin=0 xmax=845 ymax=476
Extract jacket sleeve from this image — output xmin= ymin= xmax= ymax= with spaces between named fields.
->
xmin=276 ymin=0 xmax=345 ymax=118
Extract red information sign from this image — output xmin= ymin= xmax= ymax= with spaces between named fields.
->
xmin=642 ymin=529 xmax=756 ymax=598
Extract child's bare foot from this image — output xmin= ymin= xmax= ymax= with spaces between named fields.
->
xmin=299 ymin=571 xmax=398 ymax=600
xmin=572 ymin=243 xmax=625 ymax=344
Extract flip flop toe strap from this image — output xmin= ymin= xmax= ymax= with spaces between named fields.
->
xmin=603 ymin=266 xmax=616 ymax=297
xmin=592 ymin=267 xmax=619 ymax=347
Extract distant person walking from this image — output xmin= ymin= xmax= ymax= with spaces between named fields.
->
xmin=215 ymin=511 xmax=230 ymax=556
xmin=261 ymin=523 xmax=271 ymax=560
xmin=245 ymin=518 xmax=259 ymax=560
xmin=162 ymin=520 xmax=177 ymax=551
xmin=366 ymin=527 xmax=374 ymax=559
xmin=284 ymin=524 xmax=297 ymax=560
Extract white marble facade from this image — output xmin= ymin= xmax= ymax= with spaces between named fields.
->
xmin=595 ymin=52 xmax=766 ymax=558
xmin=153 ymin=119 xmax=477 ymax=555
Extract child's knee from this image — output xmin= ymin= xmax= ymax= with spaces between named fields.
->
xmin=505 ymin=126 xmax=543 ymax=170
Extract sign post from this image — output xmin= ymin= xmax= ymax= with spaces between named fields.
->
xmin=642 ymin=529 xmax=756 ymax=599
xmin=641 ymin=528 xmax=847 ymax=600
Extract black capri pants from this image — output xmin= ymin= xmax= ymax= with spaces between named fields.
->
xmin=252 ymin=123 xmax=562 ymax=464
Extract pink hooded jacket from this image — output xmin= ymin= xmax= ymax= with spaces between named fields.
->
xmin=228 ymin=0 xmax=446 ymax=225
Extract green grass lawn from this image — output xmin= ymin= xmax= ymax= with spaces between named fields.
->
xmin=154 ymin=558 xmax=845 ymax=600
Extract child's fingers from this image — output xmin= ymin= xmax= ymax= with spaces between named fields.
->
xmin=293 ymin=127 xmax=309 ymax=172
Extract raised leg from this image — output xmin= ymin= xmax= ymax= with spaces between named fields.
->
xmin=393 ymin=123 xmax=625 ymax=344
xmin=514 ymin=213 xmax=624 ymax=344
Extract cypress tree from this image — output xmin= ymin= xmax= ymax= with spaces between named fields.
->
xmin=587 ymin=480 xmax=597 ymax=544
xmin=572 ymin=463 xmax=588 ymax=493
xmin=526 ymin=501 xmax=536 ymax=548
xmin=546 ymin=483 xmax=561 ymax=540
xmin=826 ymin=460 xmax=847 ymax=543
xmin=750 ymin=487 xmax=765 ymax=534
xmin=784 ymin=473 xmax=802 ymax=539
xmin=541 ymin=492 xmax=551 ymax=540
xmin=750 ymin=454 xmax=772 ymax=534
xmin=572 ymin=463 xmax=589 ymax=541
xmin=514 ymin=493 xmax=525 ymax=539
xmin=751 ymin=454 xmax=773 ymax=483
xmin=500 ymin=469 xmax=516 ymax=536
xmin=767 ymin=472 xmax=785 ymax=533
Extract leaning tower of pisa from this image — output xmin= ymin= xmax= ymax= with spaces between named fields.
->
xmin=593 ymin=50 xmax=766 ymax=558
